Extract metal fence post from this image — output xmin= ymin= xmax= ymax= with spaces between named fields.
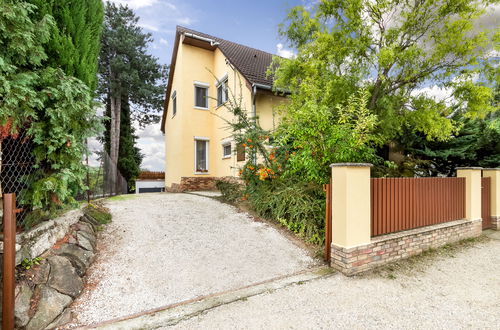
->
xmin=2 ymin=193 xmax=16 ymax=330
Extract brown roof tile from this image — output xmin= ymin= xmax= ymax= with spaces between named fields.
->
xmin=177 ymin=26 xmax=275 ymax=87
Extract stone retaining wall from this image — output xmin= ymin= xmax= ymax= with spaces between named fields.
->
xmin=0 ymin=209 xmax=82 ymax=265
xmin=331 ymin=218 xmax=482 ymax=276
xmin=0 ymin=213 xmax=101 ymax=329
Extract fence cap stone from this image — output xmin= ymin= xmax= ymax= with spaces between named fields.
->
xmin=330 ymin=163 xmax=373 ymax=168
xmin=456 ymin=167 xmax=483 ymax=170
xmin=482 ymin=168 xmax=500 ymax=171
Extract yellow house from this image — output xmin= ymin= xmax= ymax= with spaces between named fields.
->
xmin=161 ymin=26 xmax=287 ymax=191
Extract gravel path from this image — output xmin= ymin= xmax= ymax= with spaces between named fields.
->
xmin=168 ymin=238 xmax=500 ymax=329
xmin=68 ymin=193 xmax=315 ymax=326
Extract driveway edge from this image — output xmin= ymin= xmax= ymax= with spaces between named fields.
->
xmin=82 ymin=267 xmax=334 ymax=329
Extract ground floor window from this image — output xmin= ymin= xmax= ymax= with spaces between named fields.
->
xmin=195 ymin=139 xmax=208 ymax=173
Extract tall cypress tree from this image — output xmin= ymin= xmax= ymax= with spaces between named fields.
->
xmin=26 ymin=0 xmax=103 ymax=91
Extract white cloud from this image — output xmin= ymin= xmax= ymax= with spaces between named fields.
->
xmin=136 ymin=123 xmax=165 ymax=171
xmin=411 ymin=85 xmax=454 ymax=106
xmin=138 ymin=23 xmax=160 ymax=32
xmin=107 ymin=0 xmax=160 ymax=10
xmin=276 ymin=43 xmax=295 ymax=59
xmin=159 ymin=38 xmax=168 ymax=46
xmin=176 ymin=17 xmax=194 ymax=26
xmin=301 ymin=0 xmax=319 ymax=11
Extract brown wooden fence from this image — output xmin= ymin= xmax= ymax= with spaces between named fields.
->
xmin=481 ymin=177 xmax=491 ymax=229
xmin=371 ymin=177 xmax=466 ymax=237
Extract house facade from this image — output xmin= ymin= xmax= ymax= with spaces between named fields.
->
xmin=161 ymin=26 xmax=286 ymax=191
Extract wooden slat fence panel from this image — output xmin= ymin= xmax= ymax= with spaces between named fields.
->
xmin=371 ymin=177 xmax=466 ymax=237
xmin=481 ymin=177 xmax=491 ymax=229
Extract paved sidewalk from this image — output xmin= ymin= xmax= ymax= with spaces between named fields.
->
xmin=165 ymin=236 xmax=500 ymax=329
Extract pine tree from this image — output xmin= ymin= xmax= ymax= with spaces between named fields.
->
xmin=98 ymin=3 xmax=164 ymax=191
xmin=104 ymin=97 xmax=143 ymax=191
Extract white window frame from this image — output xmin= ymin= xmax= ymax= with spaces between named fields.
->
xmin=194 ymin=137 xmax=209 ymax=174
xmin=171 ymin=90 xmax=177 ymax=117
xmin=216 ymin=74 xmax=228 ymax=107
xmin=194 ymin=81 xmax=209 ymax=110
xmin=222 ymin=142 xmax=231 ymax=159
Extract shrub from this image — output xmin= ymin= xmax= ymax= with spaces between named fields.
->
xmin=216 ymin=180 xmax=243 ymax=203
xmin=247 ymin=179 xmax=325 ymax=245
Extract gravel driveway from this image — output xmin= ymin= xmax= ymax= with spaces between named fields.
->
xmin=68 ymin=193 xmax=315 ymax=326
xmin=168 ymin=237 xmax=500 ymax=329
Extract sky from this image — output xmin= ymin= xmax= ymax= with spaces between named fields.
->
xmin=92 ymin=0 xmax=307 ymax=171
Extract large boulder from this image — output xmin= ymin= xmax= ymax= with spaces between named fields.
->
xmin=47 ymin=256 xmax=83 ymax=298
xmin=26 ymin=285 xmax=72 ymax=330
xmin=76 ymin=231 xmax=96 ymax=251
xmin=15 ymin=282 xmax=33 ymax=328
xmin=54 ymin=244 xmax=94 ymax=276
xmin=74 ymin=221 xmax=95 ymax=235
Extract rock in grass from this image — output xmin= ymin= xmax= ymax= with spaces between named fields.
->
xmin=26 ymin=285 xmax=72 ymax=330
xmin=47 ymin=256 xmax=83 ymax=298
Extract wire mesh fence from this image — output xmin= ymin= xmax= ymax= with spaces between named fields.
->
xmin=0 ymin=129 xmax=36 ymax=229
xmin=78 ymin=150 xmax=128 ymax=201
xmin=1 ymin=129 xmax=127 ymax=230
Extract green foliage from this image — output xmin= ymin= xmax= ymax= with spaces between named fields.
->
xmin=20 ymin=257 xmax=42 ymax=270
xmin=216 ymin=180 xmax=243 ymax=203
xmin=25 ymin=0 xmax=104 ymax=91
xmin=399 ymin=115 xmax=500 ymax=176
xmin=246 ymin=179 xmax=325 ymax=245
xmin=277 ymin=88 xmax=379 ymax=184
xmin=0 ymin=1 xmax=102 ymax=218
xmin=98 ymin=2 xmax=165 ymax=125
xmin=84 ymin=203 xmax=112 ymax=224
xmin=217 ymin=81 xmax=327 ymax=244
xmin=272 ymin=0 xmax=498 ymax=145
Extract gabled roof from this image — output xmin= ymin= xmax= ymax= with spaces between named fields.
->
xmin=161 ymin=26 xmax=277 ymax=132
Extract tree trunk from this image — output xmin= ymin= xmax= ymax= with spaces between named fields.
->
xmin=109 ymin=94 xmax=121 ymax=195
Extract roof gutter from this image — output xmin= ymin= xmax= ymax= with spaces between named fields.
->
xmin=252 ymin=83 xmax=272 ymax=91
xmin=183 ymin=32 xmax=220 ymax=47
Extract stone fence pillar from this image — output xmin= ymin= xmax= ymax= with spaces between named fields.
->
xmin=482 ymin=168 xmax=500 ymax=230
xmin=456 ymin=167 xmax=482 ymax=222
xmin=330 ymin=163 xmax=372 ymax=248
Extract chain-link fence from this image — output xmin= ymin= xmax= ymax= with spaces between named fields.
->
xmin=0 ymin=129 xmax=36 ymax=229
xmin=79 ymin=150 xmax=128 ymax=201
xmin=1 ymin=130 xmax=127 ymax=230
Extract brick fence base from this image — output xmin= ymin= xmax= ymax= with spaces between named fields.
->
xmin=331 ymin=218 xmax=482 ymax=276
xmin=492 ymin=216 xmax=500 ymax=230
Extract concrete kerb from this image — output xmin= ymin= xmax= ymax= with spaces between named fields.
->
xmin=82 ymin=267 xmax=334 ymax=329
